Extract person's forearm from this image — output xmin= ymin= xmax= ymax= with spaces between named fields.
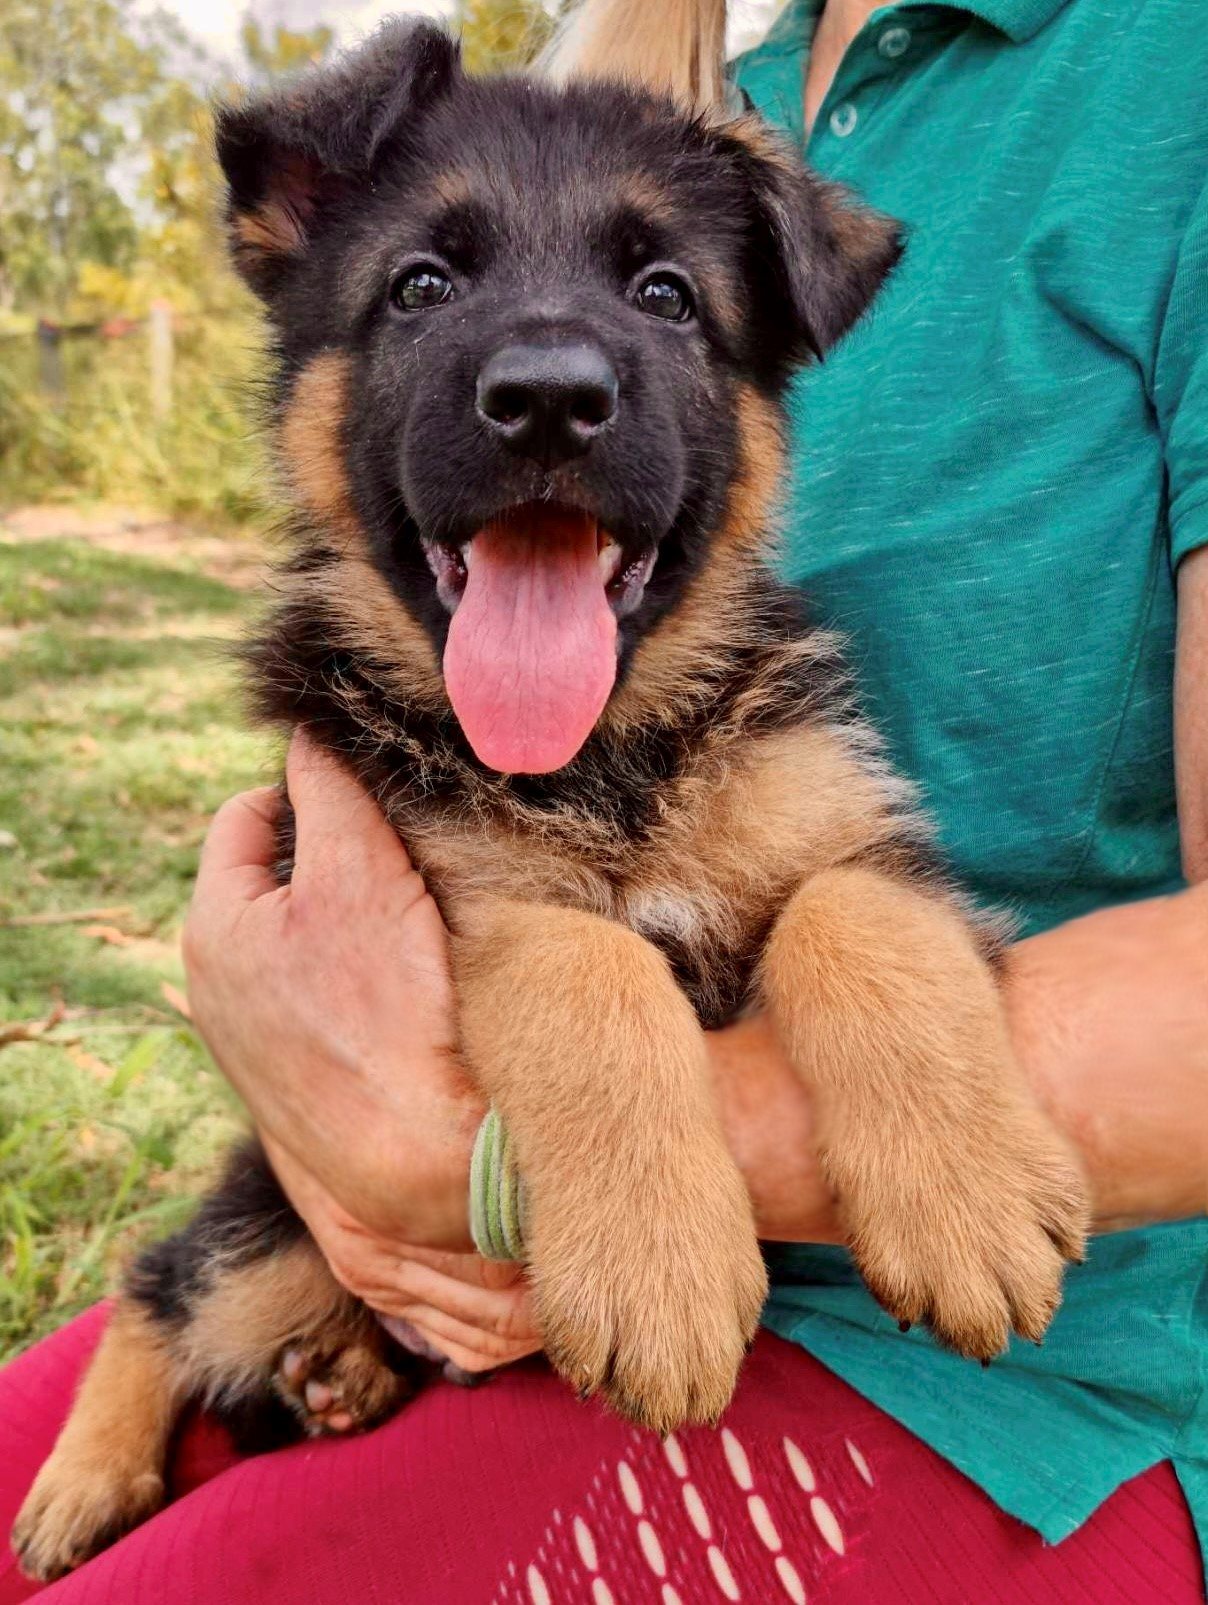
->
xmin=1002 ymin=882 xmax=1208 ymax=1231
xmin=709 ymin=884 xmax=1208 ymax=1240
xmin=707 ymin=1014 xmax=841 ymax=1241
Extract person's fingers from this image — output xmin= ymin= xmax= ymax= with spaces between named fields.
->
xmin=285 ymin=727 xmax=416 ymax=893
xmin=379 ymin=1257 xmax=539 ymax=1336
xmin=386 ymin=1244 xmax=528 ymax=1292
xmin=381 ymin=1306 xmax=543 ymax=1371
xmin=193 ymin=787 xmax=282 ymax=906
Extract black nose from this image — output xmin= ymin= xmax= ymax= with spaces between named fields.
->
xmin=476 ymin=343 xmax=618 ymax=465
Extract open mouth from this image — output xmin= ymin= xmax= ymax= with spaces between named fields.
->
xmin=424 ymin=504 xmax=658 ymax=776
xmin=423 ymin=510 xmax=656 ymax=620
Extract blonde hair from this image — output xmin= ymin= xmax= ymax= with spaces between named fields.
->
xmin=538 ymin=0 xmax=729 ymax=115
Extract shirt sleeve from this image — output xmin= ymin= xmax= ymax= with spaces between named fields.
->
xmin=1154 ymin=175 xmax=1208 ymax=568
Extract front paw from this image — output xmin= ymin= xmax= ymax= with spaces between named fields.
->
xmin=829 ymin=1105 xmax=1088 ymax=1361
xmin=531 ymin=1159 xmax=767 ymax=1434
xmin=12 ymin=1452 xmax=163 ymax=1583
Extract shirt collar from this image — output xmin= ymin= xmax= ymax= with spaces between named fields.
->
xmin=762 ymin=0 xmax=1072 ymax=49
xmin=957 ymin=0 xmax=1073 ymax=42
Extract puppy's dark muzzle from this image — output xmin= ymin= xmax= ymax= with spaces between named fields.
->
xmin=476 ymin=342 xmax=618 ymax=467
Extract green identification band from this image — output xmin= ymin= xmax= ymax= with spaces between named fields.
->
xmin=469 ymin=1107 xmax=527 ymax=1262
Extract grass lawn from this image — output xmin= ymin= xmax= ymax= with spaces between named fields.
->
xmin=0 ymin=506 xmax=275 ymax=1361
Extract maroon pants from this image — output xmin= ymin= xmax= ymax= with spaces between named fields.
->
xmin=0 ymin=1305 xmax=1202 ymax=1603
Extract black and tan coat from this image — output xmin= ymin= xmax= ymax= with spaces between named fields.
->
xmin=13 ymin=22 xmax=1086 ymax=1584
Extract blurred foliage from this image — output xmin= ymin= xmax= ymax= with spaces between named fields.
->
xmin=0 ymin=522 xmax=264 ymax=1354
xmin=0 ymin=0 xmax=576 ymax=1352
xmin=0 ymin=0 xmax=156 ymax=314
xmin=0 ymin=0 xmax=564 ymax=526
xmin=456 ymin=0 xmax=564 ymax=73
xmin=241 ymin=19 xmax=335 ymax=80
xmin=1 ymin=319 xmax=269 ymax=526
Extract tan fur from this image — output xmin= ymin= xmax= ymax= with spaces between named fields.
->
xmin=13 ymin=1246 xmax=405 ymax=1581
xmin=452 ymin=897 xmax=767 ymax=1431
xmin=400 ymin=722 xmax=895 ymax=955
xmin=279 ymin=354 xmax=447 ymax=706
xmin=760 ymin=867 xmax=1088 ymax=1357
xmin=234 ymin=199 xmax=307 ymax=261
xmin=724 ymin=108 xmax=902 ymax=281
xmin=179 ymin=1237 xmax=349 ymax=1401
xmin=614 ymin=169 xmax=679 ymax=225
xmin=179 ymin=1238 xmax=406 ymax=1431
xmin=616 ymin=726 xmax=905 ymax=1008
xmin=13 ymin=8 xmax=1093 ymax=1578
xmin=606 ymin=384 xmax=784 ymax=732
xmin=300 ymin=554 xmax=448 ymax=711
xmin=279 ymin=351 xmax=359 ymax=533
xmin=276 ymin=366 xmax=789 ymax=739
xmin=413 ymin=726 xmax=1085 ymax=1386
xmin=210 ymin=1247 xmax=411 ymax=1433
xmin=12 ymin=1302 xmax=185 ymax=1583
xmin=424 ymin=167 xmax=476 ymax=210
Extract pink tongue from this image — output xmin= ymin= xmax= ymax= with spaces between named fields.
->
xmin=443 ymin=508 xmax=618 ymax=774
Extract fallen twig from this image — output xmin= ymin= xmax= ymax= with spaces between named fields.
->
xmin=0 ymin=998 xmax=67 ymax=1048
xmin=2 ymin=905 xmax=133 ymax=929
xmin=2 ymin=905 xmax=133 ymax=930
xmin=82 ymin=923 xmax=134 ymax=947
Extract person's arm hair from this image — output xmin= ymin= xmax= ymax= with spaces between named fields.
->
xmin=708 ymin=547 xmax=1208 ymax=1239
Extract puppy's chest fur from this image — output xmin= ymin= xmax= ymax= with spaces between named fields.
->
xmin=380 ymin=719 xmax=903 ymax=1027
xmin=260 ymin=565 xmax=919 ymax=1026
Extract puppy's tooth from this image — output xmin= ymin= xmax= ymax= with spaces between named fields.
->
xmin=598 ymin=542 xmax=623 ymax=583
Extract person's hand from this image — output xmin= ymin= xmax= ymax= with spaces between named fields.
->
xmin=183 ymin=729 xmax=539 ymax=1369
xmin=265 ymin=1133 xmax=542 ymax=1374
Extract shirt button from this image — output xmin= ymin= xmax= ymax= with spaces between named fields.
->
xmin=829 ymin=101 xmax=859 ymax=137
xmin=878 ymin=25 xmax=911 ymax=58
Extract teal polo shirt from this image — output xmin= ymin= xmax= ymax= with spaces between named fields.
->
xmin=734 ymin=0 xmax=1208 ymax=1564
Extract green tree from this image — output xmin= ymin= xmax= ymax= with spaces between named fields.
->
xmin=0 ymin=0 xmax=164 ymax=314
xmin=240 ymin=20 xmax=335 ymax=82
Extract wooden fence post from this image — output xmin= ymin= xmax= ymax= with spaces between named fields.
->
xmin=149 ymin=300 xmax=174 ymax=423
xmin=36 ymin=321 xmax=65 ymax=409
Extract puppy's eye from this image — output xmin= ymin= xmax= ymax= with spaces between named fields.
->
xmin=390 ymin=265 xmax=454 ymax=312
xmin=634 ymin=272 xmax=694 ymax=323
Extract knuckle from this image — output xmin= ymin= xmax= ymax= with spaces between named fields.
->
xmin=323 ymin=1252 xmax=368 ymax=1299
xmin=477 ymin=1327 xmax=518 ymax=1359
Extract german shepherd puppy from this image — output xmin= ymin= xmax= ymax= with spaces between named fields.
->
xmin=14 ymin=20 xmax=1087 ymax=1582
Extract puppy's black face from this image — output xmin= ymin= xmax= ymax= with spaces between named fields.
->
xmin=218 ymin=23 xmax=899 ymax=773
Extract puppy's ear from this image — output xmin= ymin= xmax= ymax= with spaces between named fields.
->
xmin=721 ymin=115 xmax=903 ymax=367
xmin=215 ymin=20 xmax=461 ymax=294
